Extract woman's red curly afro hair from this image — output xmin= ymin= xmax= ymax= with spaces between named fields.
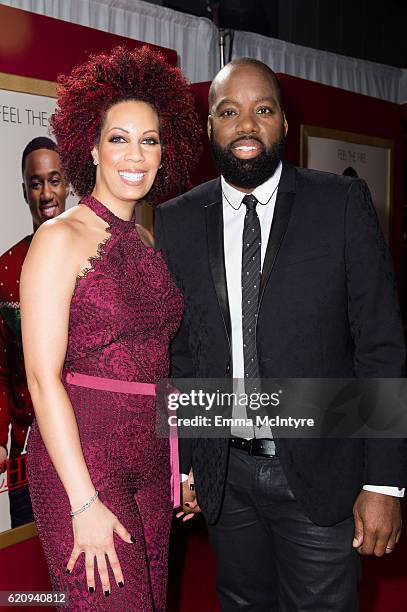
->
xmin=50 ymin=45 xmax=201 ymax=203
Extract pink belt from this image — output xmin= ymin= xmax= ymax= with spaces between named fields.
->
xmin=62 ymin=370 xmax=180 ymax=508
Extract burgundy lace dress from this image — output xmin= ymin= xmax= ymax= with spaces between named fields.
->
xmin=27 ymin=196 xmax=183 ymax=611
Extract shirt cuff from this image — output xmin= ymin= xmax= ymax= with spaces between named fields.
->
xmin=180 ymin=473 xmax=189 ymax=483
xmin=363 ymin=485 xmax=405 ymax=497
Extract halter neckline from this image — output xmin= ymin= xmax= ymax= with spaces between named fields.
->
xmin=80 ymin=195 xmax=137 ymax=231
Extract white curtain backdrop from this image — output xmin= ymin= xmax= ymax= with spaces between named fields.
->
xmin=232 ymin=30 xmax=406 ymax=103
xmin=1 ymin=0 xmax=406 ymax=102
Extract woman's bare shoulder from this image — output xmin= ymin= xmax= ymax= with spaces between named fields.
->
xmin=24 ymin=210 xmax=94 ymax=282
xmin=31 ymin=205 xmax=91 ymax=247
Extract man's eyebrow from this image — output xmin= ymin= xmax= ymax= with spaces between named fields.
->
xmin=215 ymin=97 xmax=238 ymax=108
xmin=215 ymin=95 xmax=278 ymax=109
xmin=252 ymin=96 xmax=278 ymax=105
xmin=29 ymin=170 xmax=62 ymax=180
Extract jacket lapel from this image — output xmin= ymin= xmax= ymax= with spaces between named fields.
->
xmin=202 ymin=164 xmax=296 ymax=343
xmin=205 ymin=184 xmax=232 ymax=347
xmin=259 ymin=162 xmax=296 ymax=302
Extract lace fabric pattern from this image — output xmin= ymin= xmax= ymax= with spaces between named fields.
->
xmin=27 ymin=196 xmax=184 ymax=611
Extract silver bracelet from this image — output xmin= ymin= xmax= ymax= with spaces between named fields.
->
xmin=69 ymin=490 xmax=99 ymax=517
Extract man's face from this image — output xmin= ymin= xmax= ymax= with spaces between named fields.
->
xmin=208 ymin=64 xmax=288 ymax=191
xmin=22 ymin=149 xmax=69 ymax=230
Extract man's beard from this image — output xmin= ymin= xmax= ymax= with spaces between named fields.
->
xmin=210 ymin=130 xmax=285 ymax=190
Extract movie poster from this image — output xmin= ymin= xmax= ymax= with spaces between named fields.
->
xmin=301 ymin=125 xmax=393 ymax=241
xmin=0 ymin=74 xmax=77 ymax=543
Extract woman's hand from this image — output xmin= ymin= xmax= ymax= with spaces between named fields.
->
xmin=176 ymin=469 xmax=201 ymax=522
xmin=66 ymin=498 xmax=134 ymax=594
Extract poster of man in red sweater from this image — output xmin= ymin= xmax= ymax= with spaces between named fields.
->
xmin=0 ymin=137 xmax=69 ymax=528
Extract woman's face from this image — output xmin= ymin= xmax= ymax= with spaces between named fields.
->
xmin=92 ymin=100 xmax=161 ymax=208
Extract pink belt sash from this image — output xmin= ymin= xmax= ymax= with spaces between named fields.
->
xmin=62 ymin=370 xmax=180 ymax=508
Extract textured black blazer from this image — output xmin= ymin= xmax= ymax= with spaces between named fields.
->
xmin=155 ymin=161 xmax=407 ymax=526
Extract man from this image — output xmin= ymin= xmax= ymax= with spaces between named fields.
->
xmin=0 ymin=136 xmax=68 ymax=528
xmin=155 ymin=58 xmax=406 ymax=611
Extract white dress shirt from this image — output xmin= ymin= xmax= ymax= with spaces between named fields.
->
xmin=220 ymin=163 xmax=403 ymax=498
xmin=222 ymin=164 xmax=282 ymax=383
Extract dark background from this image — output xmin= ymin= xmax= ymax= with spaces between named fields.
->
xmin=150 ymin=0 xmax=407 ymax=68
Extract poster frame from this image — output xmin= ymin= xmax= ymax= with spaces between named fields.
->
xmin=0 ymin=72 xmax=55 ymax=549
xmin=300 ymin=124 xmax=394 ymax=242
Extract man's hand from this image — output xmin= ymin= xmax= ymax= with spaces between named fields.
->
xmin=0 ymin=446 xmax=7 ymax=473
xmin=353 ymin=490 xmax=402 ymax=556
xmin=176 ymin=470 xmax=201 ymax=522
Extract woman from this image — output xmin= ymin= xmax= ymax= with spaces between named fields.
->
xmin=20 ymin=45 xmax=200 ymax=610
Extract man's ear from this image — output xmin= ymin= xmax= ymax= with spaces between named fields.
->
xmin=22 ymin=182 xmax=28 ymax=204
xmin=283 ymin=113 xmax=288 ymax=136
xmin=207 ymin=115 xmax=212 ymax=141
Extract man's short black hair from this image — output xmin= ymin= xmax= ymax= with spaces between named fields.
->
xmin=21 ymin=137 xmax=57 ymax=175
xmin=208 ymin=57 xmax=284 ymax=113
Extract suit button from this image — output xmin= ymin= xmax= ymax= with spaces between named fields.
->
xmin=225 ymin=363 xmax=231 ymax=374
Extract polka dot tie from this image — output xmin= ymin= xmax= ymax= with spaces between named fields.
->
xmin=241 ymin=194 xmax=275 ymax=446
xmin=241 ymin=194 xmax=261 ymax=381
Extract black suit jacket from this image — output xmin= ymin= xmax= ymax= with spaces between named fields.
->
xmin=155 ymin=161 xmax=407 ymax=526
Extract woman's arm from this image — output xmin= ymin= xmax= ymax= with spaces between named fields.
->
xmin=21 ymin=220 xmax=95 ymax=508
xmin=21 ymin=220 xmax=132 ymax=593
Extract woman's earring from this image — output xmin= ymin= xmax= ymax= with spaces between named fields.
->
xmin=158 ymin=164 xmax=163 ymax=170
xmin=93 ymin=159 xmax=98 ymax=166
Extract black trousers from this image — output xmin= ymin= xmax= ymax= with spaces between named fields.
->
xmin=207 ymin=447 xmax=359 ymax=612
xmin=9 ymin=484 xmax=34 ymax=529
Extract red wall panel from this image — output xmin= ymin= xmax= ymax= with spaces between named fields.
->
xmin=279 ymin=73 xmax=405 ymax=269
xmin=0 ymin=4 xmax=177 ymax=83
